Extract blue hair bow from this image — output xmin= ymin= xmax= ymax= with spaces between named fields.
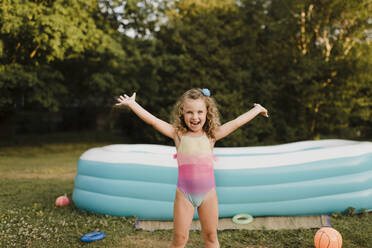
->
xmin=201 ymin=88 xmax=210 ymax=97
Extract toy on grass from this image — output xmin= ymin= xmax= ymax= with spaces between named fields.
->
xmin=55 ymin=194 xmax=70 ymax=207
xmin=232 ymin=214 xmax=253 ymax=224
xmin=81 ymin=232 xmax=106 ymax=242
xmin=314 ymin=227 xmax=342 ymax=248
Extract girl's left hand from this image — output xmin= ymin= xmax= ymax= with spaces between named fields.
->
xmin=253 ymin=103 xmax=269 ymax=118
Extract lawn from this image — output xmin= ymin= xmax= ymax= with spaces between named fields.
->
xmin=0 ymin=132 xmax=371 ymax=247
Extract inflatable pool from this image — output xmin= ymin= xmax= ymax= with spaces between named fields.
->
xmin=73 ymin=139 xmax=372 ymax=220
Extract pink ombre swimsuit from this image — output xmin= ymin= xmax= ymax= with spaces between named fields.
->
xmin=174 ymin=134 xmax=215 ymax=207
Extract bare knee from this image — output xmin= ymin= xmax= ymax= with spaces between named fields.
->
xmin=202 ymin=230 xmax=218 ymax=244
xmin=171 ymin=232 xmax=189 ymax=247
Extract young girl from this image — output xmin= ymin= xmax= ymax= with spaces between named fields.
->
xmin=116 ymin=88 xmax=268 ymax=248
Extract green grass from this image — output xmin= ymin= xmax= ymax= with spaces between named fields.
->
xmin=1 ymin=132 xmax=371 ymax=247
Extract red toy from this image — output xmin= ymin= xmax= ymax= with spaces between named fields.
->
xmin=55 ymin=194 xmax=70 ymax=206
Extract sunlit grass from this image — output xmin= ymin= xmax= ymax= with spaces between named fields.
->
xmin=0 ymin=143 xmax=105 ymax=176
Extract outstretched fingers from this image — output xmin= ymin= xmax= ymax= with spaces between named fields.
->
xmin=115 ymin=95 xmax=126 ymax=106
xmin=115 ymin=92 xmax=136 ymax=106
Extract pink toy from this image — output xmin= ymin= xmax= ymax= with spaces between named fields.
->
xmin=56 ymin=194 xmax=70 ymax=206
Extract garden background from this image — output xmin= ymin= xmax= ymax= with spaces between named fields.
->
xmin=1 ymin=0 xmax=371 ymax=145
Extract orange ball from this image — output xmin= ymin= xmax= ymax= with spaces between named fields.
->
xmin=314 ymin=227 xmax=342 ymax=248
xmin=56 ymin=195 xmax=70 ymax=206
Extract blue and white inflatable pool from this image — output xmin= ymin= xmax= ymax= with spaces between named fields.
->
xmin=73 ymin=139 xmax=372 ymax=220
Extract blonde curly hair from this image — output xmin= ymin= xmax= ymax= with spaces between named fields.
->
xmin=172 ymin=89 xmax=220 ymax=139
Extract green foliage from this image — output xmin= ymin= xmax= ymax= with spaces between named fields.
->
xmin=0 ymin=0 xmax=124 ymax=112
xmin=0 ymin=63 xmax=65 ymax=111
xmin=1 ymin=0 xmax=123 ymax=63
xmin=1 ymin=0 xmax=371 ymax=144
xmin=261 ymin=0 xmax=372 ymax=140
xmin=138 ymin=0 xmax=370 ymax=145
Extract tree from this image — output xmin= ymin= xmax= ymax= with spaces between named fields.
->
xmin=0 ymin=0 xmax=123 ymax=112
xmin=263 ymin=0 xmax=372 ymax=139
xmin=0 ymin=0 xmax=127 ymax=135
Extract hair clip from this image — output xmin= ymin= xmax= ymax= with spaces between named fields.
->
xmin=201 ymin=88 xmax=210 ymax=97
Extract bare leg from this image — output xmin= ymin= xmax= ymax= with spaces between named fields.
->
xmin=170 ymin=189 xmax=195 ymax=248
xmin=197 ymin=188 xmax=219 ymax=248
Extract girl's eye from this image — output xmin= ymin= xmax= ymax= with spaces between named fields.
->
xmin=198 ymin=111 xmax=204 ymax=114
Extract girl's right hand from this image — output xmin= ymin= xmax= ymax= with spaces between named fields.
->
xmin=115 ymin=92 xmax=136 ymax=107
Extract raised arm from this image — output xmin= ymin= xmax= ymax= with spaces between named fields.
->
xmin=116 ymin=93 xmax=175 ymax=139
xmin=214 ymin=104 xmax=269 ymax=141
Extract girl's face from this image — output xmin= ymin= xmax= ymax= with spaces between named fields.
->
xmin=182 ymin=98 xmax=207 ymax=134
